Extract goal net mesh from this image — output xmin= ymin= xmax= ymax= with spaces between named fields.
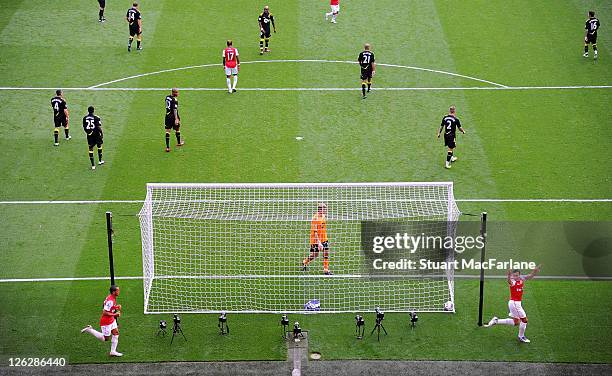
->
xmin=139 ymin=183 xmax=460 ymax=313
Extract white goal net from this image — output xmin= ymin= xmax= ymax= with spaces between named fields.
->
xmin=139 ymin=182 xmax=460 ymax=314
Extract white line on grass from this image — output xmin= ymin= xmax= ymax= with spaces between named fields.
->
xmin=0 ymin=199 xmax=609 ymax=205
xmin=1 ymin=275 xmax=610 ymax=283
xmin=85 ymin=59 xmax=509 ymax=89
xmin=1 ymin=85 xmax=611 ymax=91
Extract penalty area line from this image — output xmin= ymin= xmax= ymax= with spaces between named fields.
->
xmin=0 ymin=198 xmax=610 ymax=205
xmin=1 ymin=275 xmax=611 ymax=283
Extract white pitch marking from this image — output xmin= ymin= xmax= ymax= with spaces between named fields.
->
xmin=0 ymin=86 xmax=611 ymax=91
xmin=295 ymin=136 xmax=304 ymax=140
xmin=86 ymin=59 xmax=509 ymax=88
xmin=0 ymin=198 xmax=610 ymax=205
xmin=1 ymin=274 xmax=610 ymax=283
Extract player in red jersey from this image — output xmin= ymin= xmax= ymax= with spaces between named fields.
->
xmin=80 ymin=285 xmax=123 ymax=356
xmin=484 ymin=265 xmax=541 ymax=343
xmin=223 ymin=40 xmax=240 ymax=94
xmin=325 ymin=0 xmax=340 ymax=24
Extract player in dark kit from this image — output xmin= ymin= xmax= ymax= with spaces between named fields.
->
xmin=583 ymin=11 xmax=600 ymax=59
xmin=258 ymin=6 xmax=276 ymax=55
xmin=165 ymin=88 xmax=183 ymax=152
xmin=98 ymin=0 xmax=106 ymax=22
xmin=437 ymin=106 xmax=466 ymax=169
xmin=82 ymin=106 xmax=105 ymax=170
xmin=50 ymin=89 xmax=71 ymax=146
xmin=126 ymin=2 xmax=142 ymax=52
xmin=358 ymin=44 xmax=376 ymax=99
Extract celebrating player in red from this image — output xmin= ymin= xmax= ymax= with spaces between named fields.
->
xmin=325 ymin=0 xmax=340 ymax=24
xmin=484 ymin=265 xmax=541 ymax=343
xmin=81 ymin=285 xmax=123 ymax=356
xmin=223 ymin=40 xmax=240 ymax=94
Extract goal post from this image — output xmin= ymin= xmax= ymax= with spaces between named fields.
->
xmin=138 ymin=182 xmax=461 ymax=314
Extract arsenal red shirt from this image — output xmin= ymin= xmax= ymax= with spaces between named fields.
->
xmin=99 ymin=294 xmax=118 ymax=326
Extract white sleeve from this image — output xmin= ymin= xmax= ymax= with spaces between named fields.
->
xmin=104 ymin=300 xmax=113 ymax=312
xmin=235 ymin=48 xmax=239 ymax=56
xmin=221 ymin=50 xmax=225 ymax=58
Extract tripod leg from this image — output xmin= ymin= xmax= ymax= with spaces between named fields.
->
xmin=370 ymin=324 xmax=377 ymax=336
xmin=381 ymin=324 xmax=388 ymax=335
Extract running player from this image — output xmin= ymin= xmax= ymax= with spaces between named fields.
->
xmin=81 ymin=285 xmax=123 ymax=356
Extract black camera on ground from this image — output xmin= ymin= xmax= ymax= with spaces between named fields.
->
xmin=218 ymin=311 xmax=227 ymax=323
xmin=355 ymin=315 xmax=365 ymax=327
xmin=173 ymin=314 xmax=181 ymax=325
xmin=375 ymin=306 xmax=384 ymax=322
xmin=280 ymin=314 xmax=289 ymax=327
xmin=409 ymin=311 xmax=419 ymax=328
xmin=293 ymin=321 xmax=303 ymax=340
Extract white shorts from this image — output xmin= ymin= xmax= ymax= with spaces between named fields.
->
xmin=508 ymin=300 xmax=526 ymax=319
xmin=331 ymin=5 xmax=340 ymax=13
xmin=225 ymin=67 xmax=238 ymax=76
xmin=101 ymin=321 xmax=118 ymax=337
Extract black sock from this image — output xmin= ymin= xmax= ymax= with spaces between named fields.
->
xmin=260 ymin=39 xmax=264 ymax=50
xmin=89 ymin=151 xmax=95 ymax=166
xmin=175 ymin=132 xmax=181 ymax=144
xmin=367 ymin=83 xmax=371 ymax=91
xmin=128 ymin=38 xmax=133 ymax=46
xmin=584 ymin=45 xmax=588 ymax=53
xmin=98 ymin=148 xmax=103 ymax=161
xmin=53 ymin=130 xmax=59 ymax=144
xmin=165 ymin=133 xmax=170 ymax=148
xmin=593 ymin=44 xmax=598 ymax=52
xmin=362 ymin=84 xmax=366 ymax=96
xmin=99 ymin=9 xmax=103 ymax=20
xmin=64 ymin=128 xmax=69 ymax=138
xmin=137 ymin=40 xmax=141 ymax=49
xmin=447 ymin=151 xmax=452 ymax=162
xmin=265 ymin=39 xmax=269 ymax=48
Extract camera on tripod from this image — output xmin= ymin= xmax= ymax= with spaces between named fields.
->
xmin=280 ymin=314 xmax=290 ymax=339
xmin=292 ymin=321 xmax=304 ymax=342
xmin=218 ymin=311 xmax=229 ymax=335
xmin=409 ymin=311 xmax=418 ymax=329
xmin=375 ymin=306 xmax=385 ymax=323
xmin=170 ymin=314 xmax=186 ymax=345
xmin=355 ymin=315 xmax=365 ymax=339
xmin=157 ymin=320 xmax=167 ymax=337
xmin=370 ymin=306 xmax=387 ymax=341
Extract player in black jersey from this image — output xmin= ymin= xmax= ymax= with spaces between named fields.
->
xmin=126 ymin=2 xmax=142 ymax=52
xmin=358 ymin=44 xmax=376 ymax=99
xmin=258 ymin=6 xmax=276 ymax=55
xmin=583 ymin=11 xmax=600 ymax=59
xmin=98 ymin=0 xmax=106 ymax=22
xmin=82 ymin=106 xmax=104 ymax=170
xmin=50 ymin=89 xmax=71 ymax=146
xmin=164 ymin=88 xmax=183 ymax=152
xmin=437 ymin=106 xmax=466 ymax=169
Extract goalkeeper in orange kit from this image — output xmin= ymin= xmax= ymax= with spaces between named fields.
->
xmin=302 ymin=203 xmax=332 ymax=275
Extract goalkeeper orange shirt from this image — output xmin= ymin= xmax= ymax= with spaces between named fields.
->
xmin=310 ymin=213 xmax=328 ymax=244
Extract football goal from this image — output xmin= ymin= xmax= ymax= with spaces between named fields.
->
xmin=138 ymin=182 xmax=460 ymax=314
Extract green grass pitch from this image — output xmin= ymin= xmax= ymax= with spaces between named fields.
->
xmin=0 ymin=0 xmax=611 ymax=365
